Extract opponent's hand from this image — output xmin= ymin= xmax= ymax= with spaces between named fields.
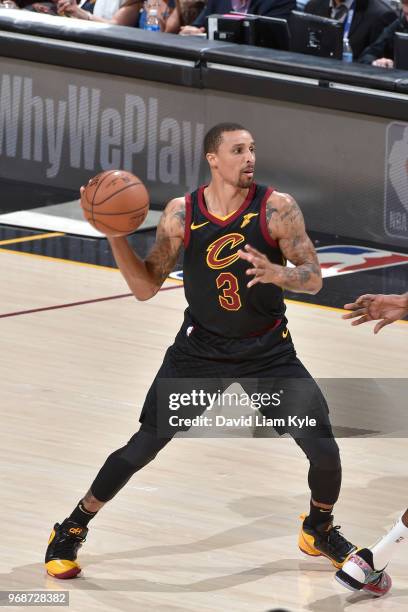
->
xmin=342 ymin=293 xmax=408 ymax=334
xmin=238 ymin=244 xmax=279 ymax=288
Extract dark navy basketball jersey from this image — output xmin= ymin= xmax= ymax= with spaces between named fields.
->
xmin=183 ymin=183 xmax=286 ymax=338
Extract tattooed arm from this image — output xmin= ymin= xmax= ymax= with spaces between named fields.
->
xmin=108 ymin=197 xmax=185 ymax=301
xmin=238 ymin=192 xmax=322 ymax=294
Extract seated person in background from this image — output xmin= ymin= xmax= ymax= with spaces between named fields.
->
xmin=56 ymin=0 xmax=142 ymax=24
xmin=19 ymin=0 xmax=59 ymax=14
xmin=359 ymin=0 xmax=408 ymax=66
xmin=165 ymin=0 xmax=205 ymax=32
xmin=304 ymin=0 xmax=396 ymax=59
xmin=9 ymin=0 xmax=126 ymax=17
xmin=180 ymin=0 xmax=295 ymax=35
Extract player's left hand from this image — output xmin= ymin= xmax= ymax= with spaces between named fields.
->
xmin=238 ymin=244 xmax=279 ymax=288
xmin=79 ymin=186 xmax=88 ymax=217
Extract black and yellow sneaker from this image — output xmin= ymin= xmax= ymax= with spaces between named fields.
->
xmin=298 ymin=513 xmax=357 ymax=569
xmin=45 ymin=520 xmax=88 ymax=579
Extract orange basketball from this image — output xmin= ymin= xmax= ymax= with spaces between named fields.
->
xmin=81 ymin=170 xmax=150 ymax=237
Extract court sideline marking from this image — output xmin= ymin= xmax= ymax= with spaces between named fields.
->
xmin=0 ymin=285 xmax=182 ymax=319
xmin=0 ymin=234 xmax=407 ymax=324
xmin=0 ymin=232 xmax=64 ymax=246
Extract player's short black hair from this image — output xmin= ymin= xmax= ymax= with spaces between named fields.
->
xmin=204 ymin=123 xmax=247 ymax=154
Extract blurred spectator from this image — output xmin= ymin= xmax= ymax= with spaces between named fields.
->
xmin=359 ymin=0 xmax=408 ymax=65
xmin=56 ymin=0 xmax=142 ymax=24
xmin=0 ymin=0 xmax=173 ymax=28
xmin=0 ymin=0 xmax=124 ymax=16
xmin=83 ymin=0 xmax=126 ymax=19
xmin=180 ymin=0 xmax=296 ymax=35
xmin=304 ymin=0 xmax=397 ymax=58
xmin=19 ymin=0 xmax=59 ymax=14
xmin=165 ymin=0 xmax=205 ymax=32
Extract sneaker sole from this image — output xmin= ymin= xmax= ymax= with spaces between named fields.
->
xmin=363 ymin=575 xmax=392 ymax=598
xmin=298 ymin=532 xmax=344 ymax=569
xmin=46 ymin=567 xmax=81 ymax=580
xmin=335 ymin=571 xmax=392 ymax=597
xmin=334 ymin=573 xmax=361 ymax=592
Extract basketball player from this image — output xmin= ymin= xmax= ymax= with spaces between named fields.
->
xmin=45 ymin=123 xmax=356 ymax=579
xmin=335 ymin=291 xmax=408 ymax=596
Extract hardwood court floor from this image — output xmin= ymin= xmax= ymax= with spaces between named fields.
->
xmin=0 ymin=245 xmax=407 ymax=612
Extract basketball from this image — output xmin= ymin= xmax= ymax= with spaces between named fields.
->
xmin=81 ymin=170 xmax=150 ymax=237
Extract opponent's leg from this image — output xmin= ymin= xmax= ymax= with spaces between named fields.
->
xmin=335 ymin=508 xmax=408 ymax=596
xmin=45 ymin=427 xmax=171 ymax=579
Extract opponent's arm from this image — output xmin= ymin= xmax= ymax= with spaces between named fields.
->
xmin=107 ymin=197 xmax=185 ymax=301
xmin=342 ymin=293 xmax=408 ymax=334
xmin=238 ymin=192 xmax=322 ymax=294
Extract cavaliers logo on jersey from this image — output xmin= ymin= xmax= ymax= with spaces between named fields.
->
xmin=206 ymin=233 xmax=245 ymax=270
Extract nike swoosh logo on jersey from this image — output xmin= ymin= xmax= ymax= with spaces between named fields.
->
xmin=191 ymin=221 xmax=210 ymax=230
xmin=282 ymin=328 xmax=289 ymax=338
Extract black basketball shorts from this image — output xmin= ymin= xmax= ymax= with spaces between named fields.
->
xmin=139 ymin=311 xmax=333 ymax=440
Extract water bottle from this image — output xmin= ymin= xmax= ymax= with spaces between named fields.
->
xmin=343 ymin=37 xmax=353 ymax=63
xmin=139 ymin=7 xmax=146 ymax=29
xmin=144 ymin=0 xmax=161 ymax=32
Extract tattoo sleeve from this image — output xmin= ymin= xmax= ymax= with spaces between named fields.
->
xmin=145 ymin=200 xmax=185 ymax=287
xmin=267 ymin=195 xmax=322 ymax=294
xmin=266 ymin=202 xmax=278 ymax=224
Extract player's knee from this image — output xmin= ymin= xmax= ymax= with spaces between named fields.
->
xmin=307 ymin=438 xmax=341 ymax=472
xmin=90 ymin=431 xmax=171 ymax=503
xmin=319 ymin=440 xmax=341 ymax=471
xmin=119 ymin=429 xmax=170 ymax=469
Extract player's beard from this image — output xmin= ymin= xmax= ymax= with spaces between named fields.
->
xmin=238 ymin=174 xmax=254 ymax=189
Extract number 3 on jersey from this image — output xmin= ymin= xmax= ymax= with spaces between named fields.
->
xmin=216 ymin=272 xmax=242 ymax=311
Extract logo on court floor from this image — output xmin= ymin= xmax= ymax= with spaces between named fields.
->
xmin=169 ymin=270 xmax=184 ymax=281
xmin=384 ymin=122 xmax=408 ymax=239
xmin=169 ymin=245 xmax=408 ymax=281
xmin=314 ymin=245 xmax=408 ymax=277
